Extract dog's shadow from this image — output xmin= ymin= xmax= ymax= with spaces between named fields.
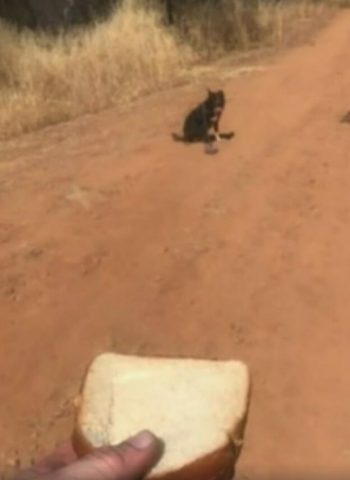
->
xmin=171 ymin=131 xmax=235 ymax=155
xmin=340 ymin=111 xmax=350 ymax=124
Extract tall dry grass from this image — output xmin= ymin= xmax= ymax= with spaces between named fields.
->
xmin=175 ymin=0 xmax=331 ymax=57
xmin=0 ymin=0 xmax=193 ymax=139
xmin=0 ymin=0 xmax=338 ymax=140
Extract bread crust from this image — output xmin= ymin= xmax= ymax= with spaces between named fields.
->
xmin=71 ymin=354 xmax=251 ymax=480
xmin=71 ymin=359 xmax=94 ymax=457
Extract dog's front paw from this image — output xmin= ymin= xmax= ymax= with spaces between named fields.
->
xmin=205 ymin=143 xmax=219 ymax=155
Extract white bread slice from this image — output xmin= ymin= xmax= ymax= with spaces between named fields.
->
xmin=73 ymin=353 xmax=251 ymax=480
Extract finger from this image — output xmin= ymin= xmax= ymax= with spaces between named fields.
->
xmin=15 ymin=443 xmax=78 ymax=480
xmin=51 ymin=431 xmax=163 ymax=480
xmin=35 ymin=442 xmax=78 ymax=470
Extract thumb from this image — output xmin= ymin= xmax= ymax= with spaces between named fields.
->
xmin=52 ymin=431 xmax=163 ymax=480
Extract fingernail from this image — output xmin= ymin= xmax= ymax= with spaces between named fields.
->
xmin=129 ymin=430 xmax=156 ymax=450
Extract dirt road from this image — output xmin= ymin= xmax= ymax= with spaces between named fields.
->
xmin=1 ymin=11 xmax=350 ymax=478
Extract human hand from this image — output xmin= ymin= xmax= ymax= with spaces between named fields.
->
xmin=15 ymin=431 xmax=163 ymax=480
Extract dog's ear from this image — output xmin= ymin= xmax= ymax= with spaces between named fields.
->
xmin=207 ymin=88 xmax=214 ymax=96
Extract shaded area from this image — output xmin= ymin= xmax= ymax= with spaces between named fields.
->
xmin=0 ymin=0 xmax=117 ymax=30
xmin=0 ymin=0 xmax=175 ymax=30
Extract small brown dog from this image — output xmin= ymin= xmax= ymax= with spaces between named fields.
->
xmin=172 ymin=89 xmax=234 ymax=154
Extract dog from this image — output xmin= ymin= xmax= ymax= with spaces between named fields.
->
xmin=172 ymin=89 xmax=234 ymax=153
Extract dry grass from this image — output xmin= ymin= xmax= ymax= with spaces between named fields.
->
xmin=176 ymin=0 xmax=332 ymax=57
xmin=0 ymin=0 xmax=339 ymax=140
xmin=0 ymin=0 xmax=193 ymax=139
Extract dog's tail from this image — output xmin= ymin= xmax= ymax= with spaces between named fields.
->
xmin=172 ymin=132 xmax=186 ymax=142
xmin=219 ymin=131 xmax=235 ymax=140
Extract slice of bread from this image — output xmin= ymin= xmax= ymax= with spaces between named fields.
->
xmin=73 ymin=353 xmax=251 ymax=480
